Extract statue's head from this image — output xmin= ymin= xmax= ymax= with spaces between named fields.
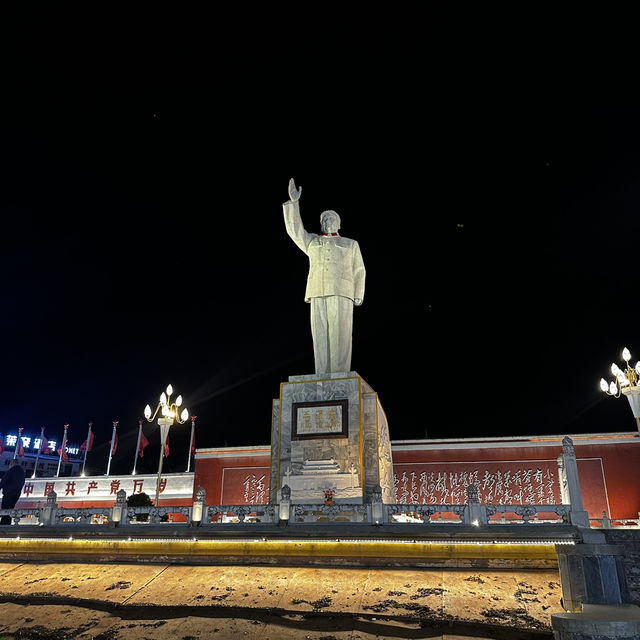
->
xmin=320 ymin=210 xmax=341 ymax=234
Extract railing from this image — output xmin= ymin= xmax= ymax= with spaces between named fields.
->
xmin=0 ymin=487 xmax=637 ymax=529
xmin=292 ymin=503 xmax=368 ymax=523
xmin=486 ymin=504 xmax=570 ymax=524
xmin=205 ymin=504 xmax=276 ymax=524
xmin=589 ymin=511 xmax=640 ymax=529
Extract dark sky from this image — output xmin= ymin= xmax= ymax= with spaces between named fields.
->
xmin=1 ymin=23 xmax=638 ymax=475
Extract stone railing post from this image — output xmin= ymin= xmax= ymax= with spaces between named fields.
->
xmin=557 ymin=453 xmax=569 ymax=505
xmin=191 ymin=487 xmax=206 ymax=527
xmin=40 ymin=491 xmax=58 ymax=527
xmin=464 ymin=484 xmax=486 ymax=526
xmin=110 ymin=489 xmax=127 ymax=527
xmin=561 ymin=436 xmax=590 ymax=528
xmin=370 ymin=484 xmax=384 ymax=525
xmin=278 ymin=484 xmax=291 ymax=525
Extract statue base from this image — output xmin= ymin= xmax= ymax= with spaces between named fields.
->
xmin=269 ymin=372 xmax=394 ymax=505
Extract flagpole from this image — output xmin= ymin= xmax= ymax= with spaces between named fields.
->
xmin=81 ymin=422 xmax=92 ymax=477
xmin=106 ymin=421 xmax=118 ymax=477
xmin=13 ymin=427 xmax=23 ymax=460
xmin=132 ymin=419 xmax=143 ymax=475
xmin=31 ymin=427 xmax=45 ymax=479
xmin=56 ymin=425 xmax=69 ymax=478
xmin=186 ymin=416 xmax=196 ymax=472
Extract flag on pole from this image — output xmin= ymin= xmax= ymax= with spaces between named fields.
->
xmin=40 ymin=436 xmax=49 ymax=454
xmin=16 ymin=427 xmax=24 ymax=459
xmin=109 ymin=432 xmax=118 ymax=456
xmin=80 ymin=430 xmax=94 ymax=452
xmin=191 ymin=434 xmax=196 ymax=454
xmin=0 ymin=436 xmax=4 ymax=457
xmin=139 ymin=431 xmax=150 ymax=458
xmin=164 ymin=435 xmax=169 ymax=458
xmin=57 ymin=446 xmax=69 ymax=462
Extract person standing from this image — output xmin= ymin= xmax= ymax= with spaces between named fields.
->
xmin=283 ymin=178 xmax=366 ymax=374
xmin=0 ymin=460 xmax=26 ymax=525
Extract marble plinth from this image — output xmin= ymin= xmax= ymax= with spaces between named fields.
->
xmin=284 ymin=458 xmax=362 ymax=503
xmin=269 ymin=371 xmax=394 ymax=505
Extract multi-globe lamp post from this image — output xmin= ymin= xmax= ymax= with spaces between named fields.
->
xmin=144 ymin=384 xmax=189 ymax=506
xmin=599 ymin=347 xmax=640 ymax=431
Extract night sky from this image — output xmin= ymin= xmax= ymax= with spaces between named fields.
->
xmin=1 ymin=28 xmax=638 ymax=476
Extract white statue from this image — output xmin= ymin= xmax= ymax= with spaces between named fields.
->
xmin=283 ymin=178 xmax=366 ymax=374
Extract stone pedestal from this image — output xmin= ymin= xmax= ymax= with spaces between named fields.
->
xmin=553 ymin=530 xmax=638 ymax=639
xmin=269 ymin=372 xmax=394 ymax=505
xmin=556 ymin=538 xmax=630 ymax=613
xmin=552 ymin=604 xmax=640 ymax=639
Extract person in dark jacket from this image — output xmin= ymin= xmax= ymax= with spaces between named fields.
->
xmin=0 ymin=460 xmax=26 ymax=524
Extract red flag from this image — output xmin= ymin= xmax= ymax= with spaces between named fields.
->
xmin=0 ymin=436 xmax=4 ymax=457
xmin=164 ymin=435 xmax=169 ymax=458
xmin=17 ymin=440 xmax=24 ymax=459
xmin=190 ymin=416 xmax=197 ymax=454
xmin=139 ymin=431 xmax=150 ymax=458
xmin=80 ymin=431 xmax=94 ymax=452
xmin=40 ymin=436 xmax=49 ymax=454
xmin=57 ymin=446 xmax=69 ymax=462
xmin=109 ymin=432 xmax=118 ymax=456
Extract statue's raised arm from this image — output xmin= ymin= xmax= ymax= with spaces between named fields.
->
xmin=283 ymin=178 xmax=315 ymax=255
xmin=282 ymin=179 xmax=366 ymax=375
xmin=288 ymin=178 xmax=302 ymax=202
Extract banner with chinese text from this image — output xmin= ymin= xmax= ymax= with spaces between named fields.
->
xmin=15 ymin=473 xmax=194 ymax=507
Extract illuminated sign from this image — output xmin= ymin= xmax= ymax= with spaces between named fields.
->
xmin=1 ymin=433 xmax=79 ymax=457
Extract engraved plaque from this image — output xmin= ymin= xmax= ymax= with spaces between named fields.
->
xmin=292 ymin=399 xmax=348 ymax=439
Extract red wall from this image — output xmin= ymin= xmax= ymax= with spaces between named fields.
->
xmin=193 ymin=435 xmax=640 ymax=519
xmin=194 ymin=450 xmax=270 ymax=505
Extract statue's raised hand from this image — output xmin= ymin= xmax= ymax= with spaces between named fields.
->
xmin=288 ymin=178 xmax=302 ymax=202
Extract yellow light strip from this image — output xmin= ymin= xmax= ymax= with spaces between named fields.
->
xmin=0 ymin=538 xmax=563 ymax=560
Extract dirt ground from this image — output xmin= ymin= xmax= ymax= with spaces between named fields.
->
xmin=0 ymin=563 xmax=561 ymax=639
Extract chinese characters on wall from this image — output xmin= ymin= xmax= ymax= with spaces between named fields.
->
xmin=222 ymin=467 xmax=271 ymax=504
xmin=242 ymin=473 xmax=268 ymax=504
xmin=393 ymin=462 xmax=560 ymax=506
xmin=296 ymin=406 xmax=343 ymax=435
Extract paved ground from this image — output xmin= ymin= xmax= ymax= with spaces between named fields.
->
xmin=0 ymin=563 xmax=561 ymax=639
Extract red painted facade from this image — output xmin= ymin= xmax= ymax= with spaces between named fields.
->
xmin=194 ymin=433 xmax=640 ymax=519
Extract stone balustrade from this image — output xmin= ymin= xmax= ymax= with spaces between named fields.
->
xmin=0 ymin=486 xmax=631 ymax=529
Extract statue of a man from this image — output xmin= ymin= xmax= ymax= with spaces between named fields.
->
xmin=283 ymin=178 xmax=366 ymax=374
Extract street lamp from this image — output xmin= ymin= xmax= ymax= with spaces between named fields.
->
xmin=599 ymin=346 xmax=640 ymax=431
xmin=144 ymin=384 xmax=189 ymax=506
